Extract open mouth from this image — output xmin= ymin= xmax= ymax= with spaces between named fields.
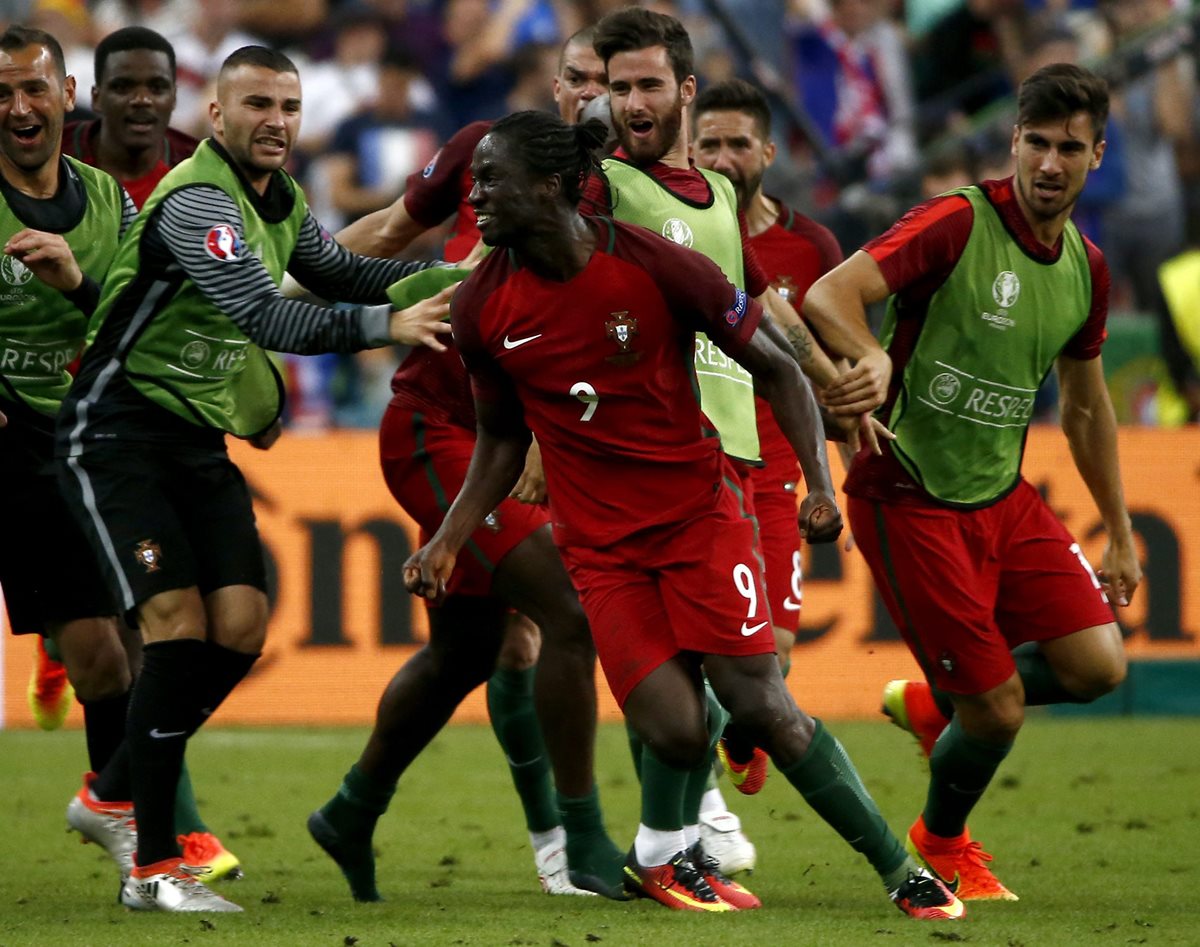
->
xmin=12 ymin=123 xmax=41 ymax=143
xmin=474 ymin=212 xmax=493 ymax=227
xmin=126 ymin=115 xmax=157 ymax=132
xmin=628 ymin=118 xmax=654 ymax=137
xmin=1033 ymin=181 xmax=1063 ymax=199
xmin=255 ymin=136 xmax=287 ymax=152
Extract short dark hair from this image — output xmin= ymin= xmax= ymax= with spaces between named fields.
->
xmin=559 ymin=24 xmax=597 ymax=73
xmin=693 ymin=78 xmax=772 ymax=140
xmin=487 ymin=110 xmax=609 ymax=206
xmin=593 ymin=7 xmax=693 ymax=85
xmin=1017 ymin=63 xmax=1109 ymax=142
xmin=0 ymin=26 xmax=66 ymax=79
xmin=94 ymin=26 xmax=176 ymax=85
xmin=219 ymin=45 xmax=298 ymax=81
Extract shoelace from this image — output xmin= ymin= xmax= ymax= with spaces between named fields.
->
xmin=667 ymin=853 xmax=720 ymax=902
xmin=690 ymin=843 xmax=735 ymax=886
xmin=959 ymin=840 xmax=996 ymax=868
xmin=894 ymin=871 xmax=951 ymax=907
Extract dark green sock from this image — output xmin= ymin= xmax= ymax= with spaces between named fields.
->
xmin=780 ymin=655 xmax=792 ymax=678
xmin=311 ymin=764 xmax=396 ymax=902
xmin=923 ymin=717 xmax=1012 ymax=838
xmin=625 ymin=719 xmax=644 ymax=782
xmin=486 ymin=666 xmax=559 ymax=833
xmin=558 ymin=785 xmax=625 ymax=896
xmin=1014 ymin=650 xmax=1087 ymax=705
xmin=173 ymin=762 xmax=209 ymax=835
xmin=640 ymin=747 xmax=688 ymax=831
xmin=688 ymin=686 xmax=726 ymax=823
xmin=780 ymin=719 xmax=908 ymax=881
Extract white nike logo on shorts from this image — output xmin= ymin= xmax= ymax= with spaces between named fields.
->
xmin=503 ymin=333 xmax=542 ymax=349
xmin=149 ymin=728 xmax=187 ymax=739
xmin=740 ymin=620 xmax=768 ymax=636
xmin=782 ymin=598 xmax=801 ymax=612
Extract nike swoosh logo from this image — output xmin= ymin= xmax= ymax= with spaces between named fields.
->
xmin=503 ymin=333 xmax=542 ymax=349
xmin=740 ymin=620 xmax=768 ymax=636
xmin=782 ymin=598 xmax=801 ymax=612
xmin=149 ymin=728 xmax=187 ymax=739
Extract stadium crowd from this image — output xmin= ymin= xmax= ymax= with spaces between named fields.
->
xmin=3 ymin=0 xmax=1193 ymax=427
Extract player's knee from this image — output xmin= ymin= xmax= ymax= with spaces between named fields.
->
xmin=64 ymin=635 xmax=131 ymax=701
xmin=958 ymin=690 xmax=1024 ymax=743
xmin=639 ymin=721 xmax=709 ymax=771
xmin=1065 ymin=658 xmax=1127 ymax=701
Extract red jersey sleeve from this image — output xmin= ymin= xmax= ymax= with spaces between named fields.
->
xmin=402 ymin=121 xmax=490 ymax=229
xmin=578 ymin=169 xmax=613 ymax=217
xmin=863 ymin=194 xmax=973 ymax=300
xmin=608 ymin=220 xmax=763 ymax=355
xmin=1063 ymin=236 xmax=1110 ymax=360
xmin=449 ymin=251 xmax=511 ymax=405
xmin=738 ymin=211 xmax=769 ymax=297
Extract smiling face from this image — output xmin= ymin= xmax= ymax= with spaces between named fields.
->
xmin=468 ymin=132 xmax=546 ymax=248
xmin=210 ymin=63 xmax=300 ymax=190
xmin=0 ymin=43 xmax=74 ymax=177
xmin=1011 ymin=111 xmax=1104 ymax=231
xmin=606 ymin=45 xmax=693 ymax=166
xmin=93 ymin=48 xmax=175 ymax=154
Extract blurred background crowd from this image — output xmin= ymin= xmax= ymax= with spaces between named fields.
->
xmin=7 ymin=0 xmax=1200 ymax=429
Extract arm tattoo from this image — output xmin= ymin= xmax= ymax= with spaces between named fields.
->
xmin=785 ymin=323 xmax=814 ymax=366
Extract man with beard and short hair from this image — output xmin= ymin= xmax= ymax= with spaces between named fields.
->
xmin=803 ymin=62 xmax=1136 ymax=902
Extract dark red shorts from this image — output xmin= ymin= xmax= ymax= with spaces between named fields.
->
xmin=379 ymin=405 xmax=548 ymax=597
xmin=561 ymin=474 xmax=775 ymax=707
xmin=848 ymin=478 xmax=1115 ymax=695
xmin=746 ymin=418 xmax=804 ymax=633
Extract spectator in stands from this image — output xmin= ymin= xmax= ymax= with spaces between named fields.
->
xmin=170 ymin=0 xmax=263 ymax=137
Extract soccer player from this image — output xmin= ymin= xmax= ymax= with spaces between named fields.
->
xmin=308 ymin=27 xmax=626 ymax=902
xmin=692 ymin=77 xmax=846 ymax=797
xmin=0 ymin=20 xmax=142 ymax=883
xmin=55 ymin=46 xmax=453 ymax=914
xmin=42 ymin=23 xmax=241 ymax=882
xmin=407 ymin=109 xmax=964 ymax=920
xmin=803 ymin=63 xmax=1138 ymax=901
xmin=579 ymin=6 xmax=866 ymax=879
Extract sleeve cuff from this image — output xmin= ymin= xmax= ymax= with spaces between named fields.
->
xmin=359 ymin=303 xmax=392 ymax=347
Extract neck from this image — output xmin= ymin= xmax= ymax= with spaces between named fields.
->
xmin=0 ymin=151 xmax=60 ymax=198
xmin=1014 ymin=184 xmax=1069 ymax=250
xmin=513 ymin=213 xmax=595 ymax=280
xmin=95 ymin=123 xmax=163 ymax=180
xmin=745 ymin=190 xmax=778 ymax=238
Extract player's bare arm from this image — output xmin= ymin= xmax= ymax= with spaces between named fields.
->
xmin=336 ymin=196 xmax=428 ymax=259
xmin=404 ymin=379 xmax=531 ymax=600
xmin=737 ymin=317 xmax=843 ymax=544
xmin=803 ymin=250 xmax=893 ymax=414
xmin=1057 ymin=352 xmax=1141 ymax=606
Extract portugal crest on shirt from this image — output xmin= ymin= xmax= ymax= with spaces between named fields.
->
xmin=605 ymin=311 xmax=641 ymax=366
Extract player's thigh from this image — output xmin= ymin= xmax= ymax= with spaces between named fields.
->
xmin=654 ymin=484 xmax=776 ymax=661
xmin=169 ymin=454 xmax=267 ymax=598
xmin=59 ymin=449 xmax=197 ymax=615
xmin=847 ymin=495 xmax=1013 ymax=695
xmin=1 ymin=462 xmax=117 ymax=636
xmin=994 ymin=482 xmax=1116 ymax=647
xmin=748 ymin=463 xmax=804 ymax=633
xmin=559 ymin=543 xmax=673 ymax=709
xmin=1037 ymin=622 xmax=1127 ymax=697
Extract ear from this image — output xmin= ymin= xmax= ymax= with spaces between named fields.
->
xmin=763 ymin=139 xmax=777 ymax=168
xmin=1090 ymin=138 xmax=1106 ymax=171
xmin=540 ymin=172 xmax=563 ymax=200
xmin=209 ymin=100 xmax=222 ymax=137
xmin=1010 ymin=123 xmax=1020 ymax=158
xmin=90 ymin=83 xmax=99 ymax=110
xmin=679 ymin=74 xmax=697 ymax=107
xmin=63 ymin=74 xmax=76 ymax=113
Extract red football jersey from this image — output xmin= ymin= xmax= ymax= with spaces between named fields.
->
xmin=453 ymin=217 xmax=764 ymax=548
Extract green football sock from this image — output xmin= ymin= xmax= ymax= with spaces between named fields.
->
xmin=640 ymin=747 xmax=688 ymax=831
xmin=625 ymin=719 xmax=644 ymax=782
xmin=780 ymin=719 xmax=908 ymax=882
xmin=1014 ymin=649 xmax=1088 ymax=705
xmin=312 ymin=764 xmax=396 ymax=902
xmin=486 ymin=666 xmax=559 ymax=833
xmin=173 ymin=762 xmax=209 ymax=835
xmin=687 ymin=686 xmax=727 ymax=824
xmin=923 ymin=716 xmax=1012 ymax=838
xmin=558 ymin=785 xmax=625 ymax=896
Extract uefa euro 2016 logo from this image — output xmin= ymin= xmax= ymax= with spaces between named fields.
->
xmin=661 ymin=217 xmax=694 ymax=248
xmin=991 ymin=271 xmax=1021 ymax=310
xmin=204 ymin=224 xmax=246 ymax=262
xmin=0 ymin=253 xmax=33 ymax=286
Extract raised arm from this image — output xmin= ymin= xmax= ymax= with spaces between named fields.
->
xmin=1056 ymin=352 xmax=1140 ymax=605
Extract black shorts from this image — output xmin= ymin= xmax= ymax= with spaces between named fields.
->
xmin=0 ymin=420 xmax=117 ymax=634
xmin=58 ymin=443 xmax=267 ymax=612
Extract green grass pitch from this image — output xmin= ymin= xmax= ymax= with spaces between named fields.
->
xmin=3 ymin=717 xmax=1197 ymax=946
